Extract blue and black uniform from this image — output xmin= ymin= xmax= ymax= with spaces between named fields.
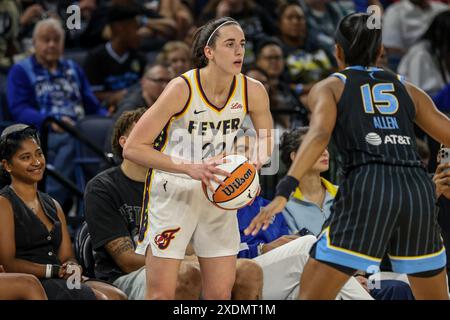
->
xmin=311 ymin=66 xmax=446 ymax=275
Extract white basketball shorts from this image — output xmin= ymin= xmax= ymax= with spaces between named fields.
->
xmin=135 ymin=170 xmax=240 ymax=259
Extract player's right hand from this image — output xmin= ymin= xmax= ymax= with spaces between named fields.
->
xmin=186 ymin=159 xmax=231 ymax=192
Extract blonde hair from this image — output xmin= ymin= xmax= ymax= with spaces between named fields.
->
xmin=156 ymin=41 xmax=190 ymax=66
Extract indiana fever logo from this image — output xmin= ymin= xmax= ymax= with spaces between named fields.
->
xmin=154 ymin=227 xmax=181 ymax=250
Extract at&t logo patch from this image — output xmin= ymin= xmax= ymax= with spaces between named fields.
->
xmin=365 ymin=132 xmax=382 ymax=146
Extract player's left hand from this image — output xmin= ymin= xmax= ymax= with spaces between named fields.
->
xmin=244 ymin=196 xmax=287 ymax=236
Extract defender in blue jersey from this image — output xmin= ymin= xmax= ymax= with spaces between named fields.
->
xmin=246 ymin=13 xmax=450 ymax=299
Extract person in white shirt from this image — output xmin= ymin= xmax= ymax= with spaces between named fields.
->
xmin=382 ymin=0 xmax=448 ymax=66
xmin=398 ymin=10 xmax=450 ymax=96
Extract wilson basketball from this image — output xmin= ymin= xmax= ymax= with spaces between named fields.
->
xmin=202 ymin=154 xmax=260 ymax=210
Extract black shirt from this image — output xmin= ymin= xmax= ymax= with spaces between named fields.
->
xmin=84 ymin=166 xmax=144 ymax=282
xmin=0 ymin=186 xmax=62 ymax=266
xmin=331 ymin=66 xmax=422 ymax=176
xmin=83 ymin=42 xmax=146 ymax=94
xmin=113 ymin=87 xmax=148 ymax=122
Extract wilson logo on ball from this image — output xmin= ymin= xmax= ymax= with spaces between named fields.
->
xmin=203 ymin=154 xmax=260 ymax=210
xmin=213 ymin=162 xmax=256 ymax=203
xmin=221 ymin=168 xmax=253 ymax=197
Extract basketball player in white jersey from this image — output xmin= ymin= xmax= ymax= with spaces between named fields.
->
xmin=123 ymin=17 xmax=273 ymax=300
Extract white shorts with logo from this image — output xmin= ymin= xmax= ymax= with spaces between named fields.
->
xmin=135 ymin=170 xmax=240 ymax=259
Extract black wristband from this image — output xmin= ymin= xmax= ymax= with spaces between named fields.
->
xmin=275 ymin=175 xmax=299 ymax=200
xmin=51 ymin=264 xmax=61 ymax=278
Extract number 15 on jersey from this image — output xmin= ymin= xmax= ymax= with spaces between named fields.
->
xmin=360 ymin=83 xmax=399 ymax=115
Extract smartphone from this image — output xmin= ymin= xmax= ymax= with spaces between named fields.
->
xmin=439 ymin=147 xmax=450 ymax=175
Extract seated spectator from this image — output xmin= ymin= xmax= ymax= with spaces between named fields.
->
xmin=398 ymin=10 xmax=450 ymax=96
xmin=105 ymin=0 xmax=181 ymax=52
xmin=382 ymin=0 xmax=448 ymax=68
xmin=0 ymin=124 xmax=126 ymax=300
xmin=7 ymin=18 xmax=106 ymax=206
xmin=0 ymin=264 xmax=48 ymax=300
xmin=17 ymin=0 xmax=72 ymax=52
xmin=67 ymin=0 xmax=113 ymax=50
xmin=104 ymin=64 xmax=171 ymax=154
xmin=273 ymin=128 xmax=415 ymax=300
xmin=85 ymin=108 xmax=261 ymax=300
xmin=139 ymin=0 xmax=194 ymax=40
xmin=255 ymin=38 xmax=308 ymax=130
xmin=83 ymin=4 xmax=146 ymax=109
xmin=277 ymin=3 xmax=333 ymax=108
xmin=64 ymin=0 xmax=99 ymax=49
xmin=279 ymin=128 xmax=335 ymax=236
xmin=80 ymin=0 xmax=177 ymax=51
xmin=156 ymin=41 xmax=191 ymax=77
xmin=200 ymin=0 xmax=277 ymax=65
xmin=114 ymin=64 xmax=171 ymax=120
xmin=434 ymin=144 xmax=450 ymax=286
xmin=0 ymin=0 xmax=20 ymax=71
xmin=301 ymin=0 xmax=349 ymax=65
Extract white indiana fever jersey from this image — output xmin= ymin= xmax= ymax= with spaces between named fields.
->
xmin=153 ymin=68 xmax=249 ymax=163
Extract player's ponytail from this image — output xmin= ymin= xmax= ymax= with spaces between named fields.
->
xmin=191 ymin=17 xmax=239 ymax=68
xmin=336 ymin=13 xmax=382 ymax=67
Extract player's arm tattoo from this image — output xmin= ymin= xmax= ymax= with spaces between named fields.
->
xmin=104 ymin=236 xmax=135 ymax=259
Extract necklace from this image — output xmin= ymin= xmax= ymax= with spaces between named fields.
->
xmin=24 ymin=198 xmax=39 ymax=214
xmin=10 ymin=185 xmax=39 ymax=213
